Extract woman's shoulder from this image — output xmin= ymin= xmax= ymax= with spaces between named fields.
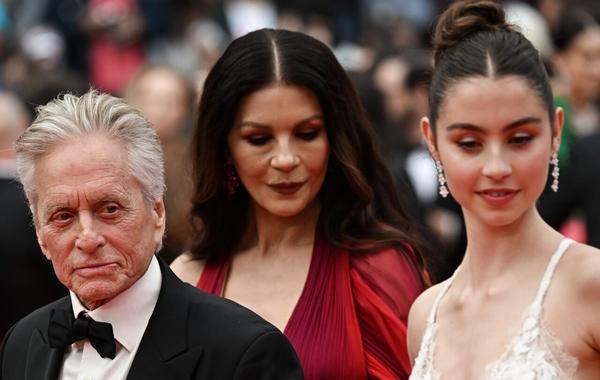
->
xmin=170 ymin=252 xmax=205 ymax=286
xmin=560 ymin=241 xmax=600 ymax=294
xmin=351 ymin=245 xmax=425 ymax=290
xmin=348 ymin=245 xmax=426 ymax=319
xmin=351 ymin=244 xmax=419 ymax=272
xmin=557 ymin=242 xmax=600 ymax=353
xmin=407 ymin=279 xmax=451 ymax=362
xmin=408 ymin=279 xmax=450 ymax=327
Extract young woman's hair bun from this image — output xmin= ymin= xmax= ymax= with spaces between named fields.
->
xmin=433 ymin=0 xmax=513 ymax=66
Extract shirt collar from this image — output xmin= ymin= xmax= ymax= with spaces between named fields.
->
xmin=70 ymin=255 xmax=162 ymax=352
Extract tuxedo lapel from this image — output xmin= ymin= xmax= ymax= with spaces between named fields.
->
xmin=128 ymin=258 xmax=204 ymax=380
xmin=23 ymin=299 xmax=70 ymax=380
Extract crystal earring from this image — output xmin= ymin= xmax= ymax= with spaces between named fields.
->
xmin=225 ymin=164 xmax=240 ymax=196
xmin=550 ymin=152 xmax=559 ymax=192
xmin=435 ymin=160 xmax=449 ymax=198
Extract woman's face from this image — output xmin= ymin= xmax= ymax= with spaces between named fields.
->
xmin=422 ymin=76 xmax=562 ymax=228
xmin=227 ymin=83 xmax=330 ymax=218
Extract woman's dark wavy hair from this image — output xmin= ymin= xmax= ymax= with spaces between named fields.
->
xmin=429 ymin=0 xmax=555 ymax=133
xmin=190 ymin=28 xmax=426 ymax=276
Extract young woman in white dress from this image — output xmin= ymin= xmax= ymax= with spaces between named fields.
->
xmin=407 ymin=1 xmax=600 ymax=379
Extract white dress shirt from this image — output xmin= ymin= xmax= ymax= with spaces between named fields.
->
xmin=59 ymin=256 xmax=162 ymax=380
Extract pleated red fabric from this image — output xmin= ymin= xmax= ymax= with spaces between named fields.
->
xmin=196 ymin=237 xmax=423 ymax=380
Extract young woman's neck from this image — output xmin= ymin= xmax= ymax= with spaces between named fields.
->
xmin=240 ymin=200 xmax=321 ymax=257
xmin=458 ymin=206 xmax=563 ymax=290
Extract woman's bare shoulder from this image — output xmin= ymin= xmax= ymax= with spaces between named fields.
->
xmin=561 ymin=242 xmax=600 ymax=294
xmin=562 ymin=243 xmax=600 ymax=351
xmin=407 ymin=279 xmax=450 ymax=362
xmin=170 ymin=252 xmax=205 ymax=286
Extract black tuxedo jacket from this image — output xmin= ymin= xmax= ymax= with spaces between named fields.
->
xmin=0 ymin=258 xmax=303 ymax=380
xmin=0 ymin=177 xmax=66 ymax=338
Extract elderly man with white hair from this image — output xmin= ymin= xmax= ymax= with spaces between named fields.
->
xmin=0 ymin=90 xmax=303 ymax=380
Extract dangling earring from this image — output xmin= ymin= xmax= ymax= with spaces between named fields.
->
xmin=225 ymin=164 xmax=239 ymax=196
xmin=435 ymin=160 xmax=449 ymax=198
xmin=550 ymin=152 xmax=559 ymax=192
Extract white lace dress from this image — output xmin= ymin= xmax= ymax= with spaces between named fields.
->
xmin=410 ymin=239 xmax=579 ymax=380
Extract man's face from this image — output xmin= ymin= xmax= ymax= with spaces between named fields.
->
xmin=34 ymin=134 xmax=165 ymax=310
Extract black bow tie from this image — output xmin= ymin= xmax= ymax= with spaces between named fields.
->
xmin=48 ymin=309 xmax=116 ymax=359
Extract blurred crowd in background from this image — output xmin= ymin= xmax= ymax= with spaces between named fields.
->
xmin=1 ymin=0 xmax=599 ymax=336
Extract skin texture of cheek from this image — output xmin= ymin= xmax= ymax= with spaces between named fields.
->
xmin=443 ymin=151 xmax=551 ymax=228
xmin=65 ymin=247 xmax=153 ymax=309
xmin=39 ymin=211 xmax=158 ymax=308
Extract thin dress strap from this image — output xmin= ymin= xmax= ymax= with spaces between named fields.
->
xmin=530 ymin=238 xmax=574 ymax=316
xmin=427 ymin=268 xmax=459 ymax=324
xmin=409 ymin=269 xmax=459 ymax=380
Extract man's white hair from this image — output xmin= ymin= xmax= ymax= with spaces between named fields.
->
xmin=15 ymin=89 xmax=165 ymax=216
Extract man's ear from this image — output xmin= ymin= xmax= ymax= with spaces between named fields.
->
xmin=420 ymin=116 xmax=439 ymax=160
xmin=36 ymin=229 xmax=51 ymax=260
xmin=152 ymin=198 xmax=166 ymax=246
xmin=31 ymin=208 xmax=51 ymax=260
xmin=552 ymin=107 xmax=564 ymax=154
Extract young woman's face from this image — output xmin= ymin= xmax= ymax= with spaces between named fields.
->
xmin=422 ymin=76 xmax=562 ymax=228
xmin=227 ymin=83 xmax=330 ymax=218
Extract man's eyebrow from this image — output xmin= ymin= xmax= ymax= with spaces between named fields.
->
xmin=445 ymin=117 xmax=543 ymax=132
xmin=42 ymin=190 xmax=129 ymax=214
xmin=43 ymin=202 xmax=70 ymax=215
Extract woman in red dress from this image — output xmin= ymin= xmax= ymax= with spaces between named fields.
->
xmin=171 ymin=29 xmax=427 ymax=379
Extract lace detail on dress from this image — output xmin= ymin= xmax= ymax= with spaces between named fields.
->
xmin=410 ymin=239 xmax=578 ymax=380
xmin=409 ymin=322 xmax=441 ymax=380
xmin=485 ymin=306 xmax=578 ymax=379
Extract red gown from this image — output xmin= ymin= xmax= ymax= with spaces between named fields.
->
xmin=197 ymin=236 xmax=424 ymax=379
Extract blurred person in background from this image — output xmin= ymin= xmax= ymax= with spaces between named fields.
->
xmin=551 ymin=6 xmax=600 ymax=137
xmin=370 ymin=50 xmax=458 ymax=281
xmin=537 ymin=6 xmax=600 ymax=247
xmin=80 ymin=0 xmax=168 ymax=94
xmin=0 ymin=90 xmax=66 ymax=339
xmin=125 ymin=65 xmax=196 ymax=263
xmin=172 ymin=28 xmax=428 ymax=379
xmin=145 ymin=2 xmax=229 ymax=92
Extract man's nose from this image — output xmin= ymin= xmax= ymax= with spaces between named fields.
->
xmin=75 ymin=213 xmax=106 ymax=253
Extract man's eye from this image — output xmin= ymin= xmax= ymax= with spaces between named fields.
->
xmin=104 ymin=205 xmax=119 ymax=213
xmin=51 ymin=212 xmax=73 ymax=224
xmin=246 ymin=136 xmax=270 ymax=146
xmin=100 ymin=204 xmax=120 ymax=216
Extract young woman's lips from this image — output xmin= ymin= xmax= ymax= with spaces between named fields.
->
xmin=268 ymin=182 xmax=305 ymax=195
xmin=476 ymin=189 xmax=520 ymax=206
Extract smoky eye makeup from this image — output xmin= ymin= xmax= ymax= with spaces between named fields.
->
xmin=236 ymin=124 xmax=271 ymax=146
xmin=456 ymin=137 xmax=482 ymax=150
xmin=244 ymin=134 xmax=271 ymax=146
xmin=508 ymin=132 xmax=535 ymax=146
xmin=295 ymin=121 xmax=325 ymax=141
